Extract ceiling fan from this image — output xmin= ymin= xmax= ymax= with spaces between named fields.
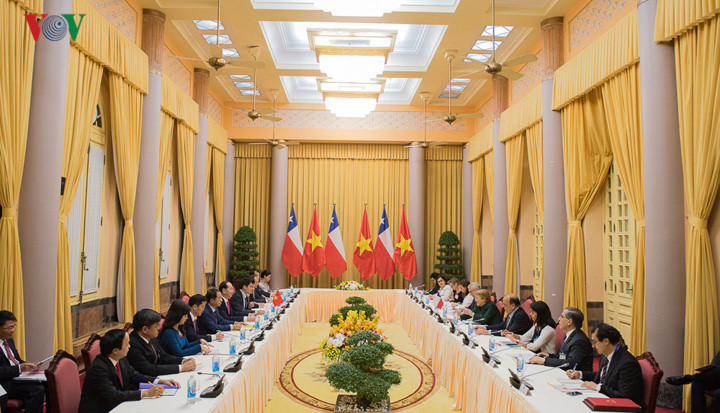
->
xmin=230 ymin=48 xmax=284 ymax=123
xmin=249 ymin=90 xmax=298 ymax=148
xmin=405 ymin=92 xmax=447 ymax=148
xmin=422 ymin=51 xmax=484 ymax=126
xmin=455 ymin=0 xmax=537 ymax=81
xmin=168 ymin=0 xmax=265 ymax=72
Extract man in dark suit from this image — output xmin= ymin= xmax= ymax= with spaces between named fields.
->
xmin=79 ymin=329 xmax=179 ymax=413
xmin=219 ymin=281 xmax=245 ymax=322
xmin=0 ymin=311 xmax=44 ymax=413
xmin=186 ymin=294 xmax=225 ymax=343
xmin=474 ymin=294 xmax=533 ymax=335
xmin=126 ymin=309 xmax=196 ymax=376
xmin=567 ymin=323 xmax=644 ymax=408
xmin=198 ymin=289 xmax=243 ymax=337
xmin=666 ymin=350 xmax=720 ymax=413
xmin=529 ymin=306 xmax=593 ymax=371
xmin=229 ymin=277 xmax=263 ymax=320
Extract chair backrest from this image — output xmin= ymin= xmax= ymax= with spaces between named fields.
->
xmin=490 ymin=292 xmax=497 ymax=302
xmin=46 ymin=350 xmax=82 ymax=413
xmin=554 ymin=325 xmax=564 ymax=353
xmin=495 ymin=297 xmax=505 ymax=318
xmin=81 ymin=333 xmax=102 ymax=371
xmin=180 ymin=291 xmax=190 ymax=304
xmin=637 ymin=352 xmax=663 ymax=413
xmin=522 ymin=298 xmax=533 ymax=317
xmin=123 ymin=322 xmax=134 ymax=334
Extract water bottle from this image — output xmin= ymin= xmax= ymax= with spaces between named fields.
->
xmin=489 ymin=336 xmax=496 ymax=351
xmin=264 ymin=313 xmax=269 ymax=322
xmin=516 ymin=355 xmax=525 ymax=374
xmin=212 ymin=355 xmax=220 ymax=373
xmin=229 ymin=339 xmax=237 ymax=355
xmin=239 ymin=329 xmax=246 ymax=341
xmin=468 ymin=324 xmax=473 ymax=335
xmin=290 ymin=285 xmax=294 ymax=294
xmin=271 ymin=305 xmax=276 ymax=314
xmin=254 ymin=319 xmax=260 ymax=329
xmin=187 ymin=375 xmax=197 ymax=404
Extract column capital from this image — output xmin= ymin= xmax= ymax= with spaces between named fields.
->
xmin=541 ymin=16 xmax=564 ymax=80
xmin=492 ymin=76 xmax=509 ymax=120
xmin=193 ymin=68 xmax=210 ymax=115
xmin=141 ymin=9 xmax=166 ymax=74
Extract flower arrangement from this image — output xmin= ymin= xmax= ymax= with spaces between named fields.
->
xmin=335 ymin=280 xmax=369 ymax=291
xmin=320 ymin=296 xmax=384 ymax=361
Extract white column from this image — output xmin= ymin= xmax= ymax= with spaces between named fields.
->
xmin=191 ymin=69 xmax=209 ymax=294
xmin=462 ymin=146 xmax=473 ymax=278
xmin=18 ymin=0 xmax=71 ymax=359
xmin=638 ymin=0 xmax=685 ymax=376
xmin=408 ymin=147 xmax=425 ymax=286
xmin=222 ymin=140 xmax=235 ymax=282
xmin=492 ymin=76 xmax=509 ymax=295
xmin=269 ymin=145 xmax=288 ymax=290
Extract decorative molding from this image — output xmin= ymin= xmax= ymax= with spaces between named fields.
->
xmin=208 ymin=96 xmax=223 ymax=124
xmin=512 ymin=52 xmax=543 ymax=102
xmin=475 ymin=99 xmax=493 ymax=130
xmin=92 ymin=0 xmax=137 ymax=42
xmin=162 ymin=45 xmax=191 ymax=94
xmin=569 ymin=0 xmax=629 ymax=52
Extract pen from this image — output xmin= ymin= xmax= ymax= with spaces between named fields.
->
xmin=572 ymin=363 xmax=577 ymax=371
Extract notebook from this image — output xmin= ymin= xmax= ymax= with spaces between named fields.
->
xmin=139 ymin=383 xmax=179 ymax=396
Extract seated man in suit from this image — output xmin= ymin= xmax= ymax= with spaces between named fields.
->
xmin=126 ymin=309 xmax=196 ymax=376
xmin=219 ymin=281 xmax=247 ymax=322
xmin=0 ymin=311 xmax=44 ymax=413
xmin=566 ymin=323 xmax=644 ymax=408
xmin=230 ymin=277 xmax=264 ymax=320
xmin=198 ymin=289 xmax=243 ymax=337
xmin=529 ymin=306 xmax=593 ymax=371
xmin=474 ymin=294 xmax=533 ymax=336
xmin=186 ymin=294 xmax=224 ymax=343
xmin=666 ymin=350 xmax=720 ymax=413
xmin=79 ymin=329 xmax=179 ymax=413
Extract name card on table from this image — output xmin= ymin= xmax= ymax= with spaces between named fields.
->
xmin=519 ymin=384 xmax=531 ymax=396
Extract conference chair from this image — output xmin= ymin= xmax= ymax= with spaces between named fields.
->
xmin=179 ymin=291 xmax=191 ymax=304
xmin=637 ymin=352 xmax=663 ymax=413
xmin=554 ymin=324 xmax=564 ymax=353
xmin=46 ymin=350 xmax=82 ymax=413
xmin=495 ymin=295 xmax=505 ymax=318
xmin=123 ymin=322 xmax=133 ymax=333
xmin=521 ymin=295 xmax=535 ymax=317
xmin=5 ymin=399 xmax=25 ymax=413
xmin=81 ymin=333 xmax=102 ymax=371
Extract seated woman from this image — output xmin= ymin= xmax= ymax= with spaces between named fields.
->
xmin=447 ymin=278 xmax=462 ymax=302
xmin=460 ymin=289 xmax=502 ymax=324
xmin=454 ymin=279 xmax=473 ymax=309
xmin=505 ymin=300 xmax=556 ymax=353
xmin=159 ymin=300 xmax=210 ymax=357
xmin=426 ymin=272 xmax=441 ymax=295
xmin=436 ymin=276 xmax=453 ymax=301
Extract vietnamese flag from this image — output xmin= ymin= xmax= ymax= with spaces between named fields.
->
xmin=436 ymin=298 xmax=444 ymax=309
xmin=301 ymin=205 xmax=325 ymax=276
xmin=272 ymin=290 xmax=284 ymax=306
xmin=353 ymin=205 xmax=375 ymax=280
xmin=393 ymin=205 xmax=417 ymax=281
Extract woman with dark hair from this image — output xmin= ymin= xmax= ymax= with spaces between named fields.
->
xmin=426 ymin=272 xmax=441 ymax=294
xmin=159 ymin=300 xmax=210 ymax=357
xmin=506 ymin=300 xmax=557 ymax=353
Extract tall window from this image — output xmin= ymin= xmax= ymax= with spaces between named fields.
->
xmin=67 ymin=103 xmax=106 ymax=304
xmin=603 ymin=163 xmax=635 ymax=344
xmin=157 ymin=173 xmax=172 ymax=279
xmin=532 ymin=203 xmax=543 ymax=299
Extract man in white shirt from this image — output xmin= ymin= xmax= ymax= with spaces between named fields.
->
xmin=0 ymin=311 xmax=44 ymax=413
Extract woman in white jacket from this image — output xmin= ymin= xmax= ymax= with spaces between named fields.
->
xmin=506 ymin=300 xmax=557 ymax=354
xmin=436 ymin=276 xmax=453 ymax=302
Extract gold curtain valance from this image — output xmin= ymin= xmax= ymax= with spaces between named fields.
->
xmin=71 ymin=0 xmax=148 ymax=93
xmin=161 ymin=76 xmax=199 ymax=133
xmin=235 ymin=142 xmax=272 ymax=159
xmin=425 ymin=145 xmax=464 ymax=161
xmin=288 ymin=143 xmax=409 ymax=160
xmin=207 ymin=118 xmax=228 ymax=154
xmin=500 ymin=86 xmax=542 ymax=142
xmin=553 ymin=9 xmax=638 ymax=110
xmin=655 ymin=0 xmax=720 ymax=41
xmin=468 ymin=123 xmax=493 ymax=161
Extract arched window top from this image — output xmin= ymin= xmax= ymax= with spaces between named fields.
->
xmin=92 ymin=104 xmax=102 ymax=128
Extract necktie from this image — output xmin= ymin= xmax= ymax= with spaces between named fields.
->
xmin=115 ymin=362 xmax=123 ymax=388
xmin=3 ymin=341 xmax=19 ymax=365
xmin=193 ymin=319 xmax=197 ymax=331
xmin=599 ymin=358 xmax=610 ymax=384
xmin=149 ymin=342 xmax=158 ymax=363
xmin=226 ymin=300 xmax=230 ymax=314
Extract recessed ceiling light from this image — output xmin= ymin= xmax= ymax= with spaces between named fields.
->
xmin=473 ymin=40 xmax=502 ymax=51
xmin=222 ymin=48 xmax=239 ymax=57
xmin=234 ymin=81 xmax=254 ymax=88
xmin=240 ymin=90 xmax=261 ymax=96
xmin=451 ymin=78 xmax=471 ymax=83
xmin=481 ymin=26 xmax=513 ymax=37
xmin=444 ymin=84 xmax=466 ymax=92
xmin=194 ymin=20 xmax=224 ymax=31
xmin=229 ymin=75 xmax=251 ymax=80
xmin=313 ymin=0 xmax=401 ymax=17
xmin=439 ymin=92 xmax=460 ymax=99
xmin=203 ymin=34 xmax=232 ymax=45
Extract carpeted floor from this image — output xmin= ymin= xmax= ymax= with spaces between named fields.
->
xmin=264 ymin=322 xmax=456 ymax=412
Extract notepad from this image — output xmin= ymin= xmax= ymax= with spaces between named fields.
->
xmin=13 ymin=372 xmax=46 ymax=382
xmin=139 ymin=383 xmax=178 ymax=396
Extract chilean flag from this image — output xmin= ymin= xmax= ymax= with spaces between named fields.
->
xmin=325 ymin=205 xmax=347 ymax=279
xmin=281 ymin=204 xmax=303 ymax=278
xmin=374 ymin=206 xmax=396 ymax=281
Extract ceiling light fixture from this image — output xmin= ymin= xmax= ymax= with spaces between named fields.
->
xmin=325 ymin=97 xmax=377 ymax=117
xmin=318 ymin=78 xmax=385 ymax=118
xmin=309 ymin=29 xmax=397 ymax=83
xmin=313 ymin=0 xmax=401 ymax=17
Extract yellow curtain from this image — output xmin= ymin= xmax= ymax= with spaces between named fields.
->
xmin=484 ymin=152 xmax=494 ymax=220
xmin=561 ymin=89 xmax=612 ymax=332
xmin=470 ymin=158 xmax=484 ymax=284
xmin=600 ymin=65 xmax=646 ymax=355
xmin=152 ymin=112 xmax=174 ymax=310
xmin=673 ymin=14 xmax=720 ymax=411
xmin=425 ymin=146 xmax=463 ymax=287
xmin=504 ymin=135 xmax=525 ymax=295
xmin=212 ymin=148 xmax=226 ymax=283
xmin=233 ymin=144 xmax=272 ymax=277
xmin=654 ymin=0 xmax=720 ymax=42
xmin=286 ymin=144 xmax=409 ymax=288
xmin=205 ymin=147 xmax=213 ymax=275
xmin=108 ymin=74 xmax=143 ymax=323
xmin=0 ymin=0 xmax=40 ymax=358
xmin=177 ymin=123 xmax=195 ymax=295
xmin=55 ymin=47 xmax=103 ymax=352
xmin=525 ymin=122 xmax=544 ymax=300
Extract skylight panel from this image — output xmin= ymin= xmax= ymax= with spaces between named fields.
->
xmin=234 ymin=81 xmax=255 ymax=88
xmin=451 ymin=78 xmax=471 ymax=83
xmin=203 ymin=34 xmax=232 ymax=45
xmin=229 ymin=75 xmax=251 ymax=80
xmin=444 ymin=84 xmax=466 ymax=92
xmin=194 ymin=20 xmax=224 ymax=31
xmin=222 ymin=48 xmax=239 ymax=57
xmin=439 ymin=92 xmax=460 ymax=99
xmin=240 ymin=90 xmax=261 ymax=96
xmin=481 ymin=26 xmax=513 ymax=37
xmin=473 ymin=40 xmax=502 ymax=51
xmin=465 ymin=53 xmax=490 ymax=63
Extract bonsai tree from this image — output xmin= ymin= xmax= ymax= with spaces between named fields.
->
xmin=330 ymin=296 xmax=377 ymax=327
xmin=325 ymin=331 xmax=401 ymax=408
xmin=434 ymin=230 xmax=465 ymax=279
xmin=228 ymin=226 xmax=259 ymax=281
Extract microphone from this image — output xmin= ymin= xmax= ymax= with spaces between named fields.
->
xmin=522 ymin=362 xmax=570 ymax=380
xmin=512 ymin=362 xmax=570 ymax=391
xmin=198 ymin=371 xmax=226 ymax=379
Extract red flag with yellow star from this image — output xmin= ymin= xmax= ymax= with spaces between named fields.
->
xmin=393 ymin=205 xmax=417 ymax=281
xmin=301 ymin=205 xmax=326 ymax=277
xmin=353 ymin=205 xmax=375 ymax=280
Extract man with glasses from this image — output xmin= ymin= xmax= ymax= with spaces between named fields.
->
xmin=0 ymin=311 xmax=45 ymax=413
xmin=529 ymin=306 xmax=593 ymax=371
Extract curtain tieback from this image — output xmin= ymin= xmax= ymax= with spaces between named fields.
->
xmin=59 ymin=216 xmax=68 ymax=225
xmin=635 ymin=219 xmax=645 ymax=229
xmin=1 ymin=207 xmax=18 ymax=217
xmin=687 ymin=215 xmax=707 ymax=229
xmin=124 ymin=219 xmax=134 ymax=227
xmin=568 ymin=220 xmax=582 ymax=229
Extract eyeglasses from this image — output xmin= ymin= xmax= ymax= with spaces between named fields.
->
xmin=558 ymin=314 xmax=569 ymax=319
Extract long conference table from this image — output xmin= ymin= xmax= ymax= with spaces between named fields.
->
xmin=112 ymin=289 xmax=606 ymax=413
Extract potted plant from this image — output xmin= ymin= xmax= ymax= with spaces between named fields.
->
xmin=229 ymin=226 xmax=259 ymax=284
xmin=434 ymin=230 xmax=465 ymax=279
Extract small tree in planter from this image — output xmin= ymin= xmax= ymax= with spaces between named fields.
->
xmin=325 ymin=331 xmax=401 ymax=411
xmin=229 ymin=226 xmax=259 ymax=282
xmin=434 ymin=230 xmax=465 ymax=279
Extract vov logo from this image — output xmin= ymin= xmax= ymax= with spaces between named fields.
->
xmin=23 ymin=14 xmax=85 ymax=41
